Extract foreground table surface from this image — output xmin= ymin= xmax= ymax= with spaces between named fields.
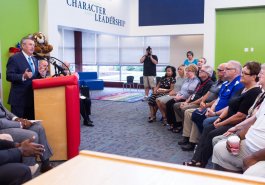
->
xmin=25 ymin=150 xmax=265 ymax=185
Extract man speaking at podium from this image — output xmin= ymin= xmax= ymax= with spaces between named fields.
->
xmin=6 ymin=36 xmax=39 ymax=120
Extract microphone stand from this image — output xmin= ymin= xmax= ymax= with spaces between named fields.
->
xmin=34 ymin=53 xmax=71 ymax=77
xmin=49 ymin=57 xmax=71 ymax=77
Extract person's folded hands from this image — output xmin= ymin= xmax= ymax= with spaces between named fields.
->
xmin=15 ymin=118 xmax=32 ymax=129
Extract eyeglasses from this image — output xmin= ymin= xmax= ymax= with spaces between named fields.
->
xmin=225 ymin=67 xmax=236 ymax=71
xmin=199 ymin=70 xmax=207 ymax=74
xmin=178 ymin=68 xmax=183 ymax=70
xmin=242 ymin=71 xmax=251 ymax=76
xmin=217 ymin=68 xmax=224 ymax=72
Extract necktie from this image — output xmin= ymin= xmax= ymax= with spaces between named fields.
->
xmin=28 ymin=57 xmax=35 ymax=74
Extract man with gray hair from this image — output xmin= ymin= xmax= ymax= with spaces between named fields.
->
xmin=191 ymin=60 xmax=244 ymax=133
xmin=6 ymin=36 xmax=39 ymax=120
xmin=172 ymin=65 xmax=215 ymax=133
xmin=179 ymin=63 xmax=226 ymax=151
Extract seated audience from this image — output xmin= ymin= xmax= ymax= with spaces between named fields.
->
xmin=191 ymin=61 xmax=244 ymax=137
xmin=172 ymin=65 xmax=214 ymax=132
xmin=165 ymin=65 xmax=200 ymax=131
xmin=179 ymin=63 xmax=226 ymax=151
xmin=156 ymin=64 xmax=186 ymax=125
xmin=183 ymin=51 xmax=198 ymax=66
xmin=0 ymin=137 xmax=44 ymax=185
xmin=211 ymin=65 xmax=265 ymax=178
xmin=147 ymin=66 xmax=176 ymax=122
xmin=212 ymin=86 xmax=265 ymax=146
xmin=0 ymin=99 xmax=53 ymax=173
xmin=183 ymin=61 xmax=261 ymax=168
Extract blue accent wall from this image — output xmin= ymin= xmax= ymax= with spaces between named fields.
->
xmin=139 ymin=0 xmax=204 ymax=26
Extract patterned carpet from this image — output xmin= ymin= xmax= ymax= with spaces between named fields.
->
xmin=81 ymin=88 xmax=199 ymax=166
xmin=92 ymin=92 xmax=143 ymax=103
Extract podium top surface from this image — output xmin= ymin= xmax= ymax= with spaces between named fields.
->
xmin=33 ymin=75 xmax=78 ymax=89
xmin=25 ymin=150 xmax=265 ymax=185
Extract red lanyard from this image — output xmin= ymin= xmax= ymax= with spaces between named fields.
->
xmin=194 ymin=77 xmax=211 ymax=93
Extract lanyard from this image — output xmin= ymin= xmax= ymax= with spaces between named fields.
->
xmin=194 ymin=77 xmax=211 ymax=93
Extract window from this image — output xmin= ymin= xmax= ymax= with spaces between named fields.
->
xmin=58 ymin=29 xmax=75 ymax=63
xmin=144 ymin=36 xmax=170 ymax=64
xmin=97 ymin=34 xmax=119 ymax=65
xmin=120 ymin=37 xmax=144 ymax=65
xmin=59 ymin=29 xmax=170 ymax=82
xmin=121 ymin=66 xmax=143 ymax=82
xmin=82 ymin=32 xmax=96 ymax=64
xmin=98 ymin=66 xmax=120 ymax=81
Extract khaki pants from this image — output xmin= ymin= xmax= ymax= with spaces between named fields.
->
xmin=143 ymin=76 xmax=156 ymax=88
xmin=182 ymin=108 xmax=201 ymax=143
xmin=212 ymin=140 xmax=252 ymax=172
xmin=174 ymin=103 xmax=199 ymax=123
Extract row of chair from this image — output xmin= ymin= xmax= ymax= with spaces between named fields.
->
xmin=123 ymin=76 xmax=161 ymax=91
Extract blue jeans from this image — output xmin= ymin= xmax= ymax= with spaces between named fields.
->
xmin=202 ymin=116 xmax=219 ymax=128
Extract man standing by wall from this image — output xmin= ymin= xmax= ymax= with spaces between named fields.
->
xmin=6 ymin=36 xmax=39 ymax=120
xmin=140 ymin=46 xmax=158 ymax=100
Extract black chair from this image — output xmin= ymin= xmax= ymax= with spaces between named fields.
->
xmin=123 ymin=76 xmax=134 ymax=91
xmin=156 ymin=76 xmax=161 ymax=85
xmin=137 ymin=76 xmax=144 ymax=91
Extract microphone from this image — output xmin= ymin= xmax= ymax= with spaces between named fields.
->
xmin=50 ymin=57 xmax=71 ymax=76
xmin=51 ymin=61 xmax=67 ymax=76
xmin=33 ymin=52 xmax=70 ymax=76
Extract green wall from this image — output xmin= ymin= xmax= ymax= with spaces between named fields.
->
xmin=215 ymin=7 xmax=265 ymax=68
xmin=0 ymin=0 xmax=39 ymax=108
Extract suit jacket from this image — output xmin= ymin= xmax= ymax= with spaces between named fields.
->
xmin=6 ymin=52 xmax=39 ymax=107
xmin=0 ymin=139 xmax=21 ymax=165
xmin=0 ymin=100 xmax=21 ymax=130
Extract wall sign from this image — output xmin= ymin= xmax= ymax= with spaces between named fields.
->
xmin=66 ymin=0 xmax=126 ymax=27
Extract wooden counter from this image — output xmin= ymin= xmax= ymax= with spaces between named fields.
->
xmin=25 ymin=150 xmax=265 ymax=185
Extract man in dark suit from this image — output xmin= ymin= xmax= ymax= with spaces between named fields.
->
xmin=0 ymin=137 xmax=44 ymax=185
xmin=6 ymin=36 xmax=39 ymax=120
xmin=0 ymin=100 xmax=53 ymax=173
xmin=62 ymin=62 xmax=94 ymax=127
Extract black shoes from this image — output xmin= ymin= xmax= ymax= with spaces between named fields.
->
xmin=40 ymin=164 xmax=53 ymax=173
xmin=181 ymin=142 xmax=196 ymax=151
xmin=84 ymin=119 xmax=94 ymax=127
xmin=178 ymin=137 xmax=189 ymax=145
xmin=178 ymin=137 xmax=196 ymax=151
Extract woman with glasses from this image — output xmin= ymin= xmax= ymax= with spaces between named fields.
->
xmin=183 ymin=61 xmax=262 ymax=168
xmin=165 ymin=65 xmax=200 ymax=130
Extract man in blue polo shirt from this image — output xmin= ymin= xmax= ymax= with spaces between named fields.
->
xmin=191 ymin=60 xmax=244 ymax=131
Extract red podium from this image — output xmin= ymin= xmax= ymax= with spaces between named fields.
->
xmin=32 ymin=75 xmax=80 ymax=160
